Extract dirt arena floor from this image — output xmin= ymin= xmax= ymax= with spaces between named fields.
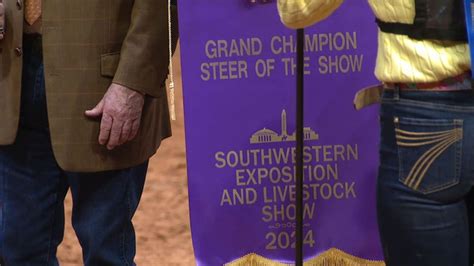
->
xmin=57 ymin=47 xmax=196 ymax=265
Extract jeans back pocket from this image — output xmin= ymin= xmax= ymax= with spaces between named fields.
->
xmin=394 ymin=117 xmax=463 ymax=194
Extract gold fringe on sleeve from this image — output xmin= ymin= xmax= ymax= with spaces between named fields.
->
xmin=225 ymin=248 xmax=385 ymax=266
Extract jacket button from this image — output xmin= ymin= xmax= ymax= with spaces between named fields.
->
xmin=15 ymin=47 xmax=22 ymax=56
xmin=16 ymin=0 xmax=22 ymax=10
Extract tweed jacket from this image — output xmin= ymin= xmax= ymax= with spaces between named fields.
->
xmin=0 ymin=0 xmax=178 ymax=172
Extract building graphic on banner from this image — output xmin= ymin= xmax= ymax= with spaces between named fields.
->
xmin=250 ymin=109 xmax=319 ymax=144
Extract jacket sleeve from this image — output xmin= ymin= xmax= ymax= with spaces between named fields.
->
xmin=277 ymin=0 xmax=344 ymax=29
xmin=113 ymin=0 xmax=179 ymax=98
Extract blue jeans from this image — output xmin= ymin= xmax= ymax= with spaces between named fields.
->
xmin=0 ymin=34 xmax=148 ymax=265
xmin=378 ymin=86 xmax=474 ymax=266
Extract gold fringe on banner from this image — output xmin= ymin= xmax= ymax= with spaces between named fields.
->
xmin=225 ymin=253 xmax=291 ymax=266
xmin=225 ymin=248 xmax=385 ymax=266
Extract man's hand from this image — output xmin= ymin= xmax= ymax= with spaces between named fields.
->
xmin=85 ymin=83 xmax=145 ymax=150
xmin=0 ymin=0 xmax=5 ymax=40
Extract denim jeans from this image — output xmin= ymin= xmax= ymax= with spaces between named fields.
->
xmin=0 ymin=34 xmax=148 ymax=265
xmin=378 ymin=86 xmax=474 ymax=266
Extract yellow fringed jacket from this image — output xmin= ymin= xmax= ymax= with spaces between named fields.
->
xmin=277 ymin=0 xmax=470 ymax=83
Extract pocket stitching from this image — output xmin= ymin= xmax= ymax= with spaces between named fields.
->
xmin=395 ymin=117 xmax=463 ymax=194
xmin=410 ymin=133 xmax=459 ymax=190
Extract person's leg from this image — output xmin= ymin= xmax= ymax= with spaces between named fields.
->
xmin=377 ymin=179 xmax=469 ymax=266
xmin=0 ymin=132 xmax=68 ymax=266
xmin=466 ymin=190 xmax=474 ymax=265
xmin=377 ymin=90 xmax=473 ymax=266
xmin=0 ymin=34 xmax=68 ymax=265
xmin=67 ymin=162 xmax=148 ymax=266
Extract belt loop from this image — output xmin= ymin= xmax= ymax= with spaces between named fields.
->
xmin=393 ymin=85 xmax=400 ymax=101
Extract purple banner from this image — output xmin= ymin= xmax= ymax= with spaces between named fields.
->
xmin=179 ymin=1 xmax=383 ymax=265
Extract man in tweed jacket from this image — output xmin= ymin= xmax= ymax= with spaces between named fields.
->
xmin=0 ymin=0 xmax=178 ymax=264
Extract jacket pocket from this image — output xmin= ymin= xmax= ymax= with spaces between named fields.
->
xmin=100 ymin=52 xmax=121 ymax=78
xmin=394 ymin=117 xmax=463 ymax=194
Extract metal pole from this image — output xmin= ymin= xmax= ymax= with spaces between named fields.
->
xmin=295 ymin=28 xmax=305 ymax=266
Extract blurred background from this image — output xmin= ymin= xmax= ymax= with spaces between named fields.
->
xmin=57 ymin=46 xmax=195 ymax=265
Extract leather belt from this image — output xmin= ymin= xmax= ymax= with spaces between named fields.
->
xmin=384 ymin=72 xmax=471 ymax=90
